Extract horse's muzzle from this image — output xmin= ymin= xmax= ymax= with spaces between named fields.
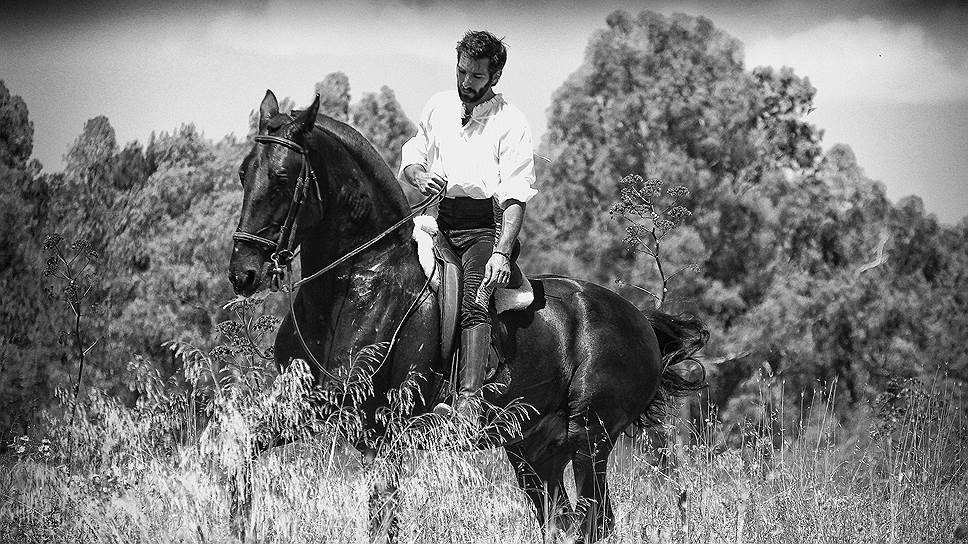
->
xmin=228 ymin=243 xmax=266 ymax=296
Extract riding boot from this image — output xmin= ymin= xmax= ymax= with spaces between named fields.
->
xmin=453 ymin=323 xmax=489 ymax=428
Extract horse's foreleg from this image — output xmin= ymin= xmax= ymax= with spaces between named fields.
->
xmin=227 ymin=421 xmax=292 ymax=541
xmin=364 ymin=447 xmax=402 ymax=543
xmin=229 ymin=460 xmax=253 ymax=542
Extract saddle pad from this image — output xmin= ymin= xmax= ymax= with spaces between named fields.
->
xmin=412 ymin=215 xmax=534 ymax=313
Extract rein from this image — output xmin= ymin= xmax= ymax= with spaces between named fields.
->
xmin=290 ymin=185 xmax=445 ymax=290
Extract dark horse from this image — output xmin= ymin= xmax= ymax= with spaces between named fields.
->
xmin=228 ymin=91 xmax=707 ymax=542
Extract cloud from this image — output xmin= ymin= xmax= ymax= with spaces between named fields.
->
xmin=205 ymin=0 xmax=461 ymax=62
xmin=744 ymin=16 xmax=968 ymax=105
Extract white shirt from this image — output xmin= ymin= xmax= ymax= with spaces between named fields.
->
xmin=398 ymin=90 xmax=537 ymax=208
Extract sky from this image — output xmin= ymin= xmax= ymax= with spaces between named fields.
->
xmin=2 ymin=0 xmax=966 ymax=224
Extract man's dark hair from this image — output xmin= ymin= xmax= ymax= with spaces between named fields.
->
xmin=456 ymin=30 xmax=507 ymax=75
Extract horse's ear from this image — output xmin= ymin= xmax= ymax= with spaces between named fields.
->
xmin=258 ymin=90 xmax=280 ymax=135
xmin=296 ymin=94 xmax=320 ymax=137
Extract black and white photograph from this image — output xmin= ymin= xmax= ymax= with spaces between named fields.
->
xmin=1 ymin=1 xmax=966 ymax=542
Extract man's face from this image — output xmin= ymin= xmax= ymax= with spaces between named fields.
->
xmin=456 ymin=53 xmax=498 ymax=104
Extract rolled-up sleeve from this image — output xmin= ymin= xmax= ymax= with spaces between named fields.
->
xmin=397 ymin=104 xmax=432 ymax=181
xmin=494 ymin=118 xmax=537 ymax=207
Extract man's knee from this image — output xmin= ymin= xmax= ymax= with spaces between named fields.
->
xmin=459 ymin=302 xmax=490 ymax=329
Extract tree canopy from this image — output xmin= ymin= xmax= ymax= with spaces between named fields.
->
xmin=523 ymin=10 xmax=967 ymax=425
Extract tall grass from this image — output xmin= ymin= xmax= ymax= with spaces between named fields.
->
xmin=2 ymin=302 xmax=965 ymax=543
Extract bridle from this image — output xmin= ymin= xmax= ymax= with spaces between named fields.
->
xmin=232 ymin=134 xmax=322 ymax=290
xmin=231 ymin=130 xmax=445 ymax=381
xmin=233 ymin=131 xmax=445 ymax=291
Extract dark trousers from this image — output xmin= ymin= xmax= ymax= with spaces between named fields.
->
xmin=443 ymin=227 xmax=495 ymax=329
xmin=438 ymin=197 xmax=499 ymax=330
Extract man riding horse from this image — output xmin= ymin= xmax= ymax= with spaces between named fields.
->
xmin=398 ymin=30 xmax=536 ymax=424
xmin=229 ymin=29 xmax=707 ymax=541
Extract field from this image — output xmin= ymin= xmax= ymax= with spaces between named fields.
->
xmin=2 ymin=361 xmax=965 ymax=544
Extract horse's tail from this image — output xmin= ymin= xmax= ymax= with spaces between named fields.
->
xmin=639 ymin=310 xmax=709 ymax=427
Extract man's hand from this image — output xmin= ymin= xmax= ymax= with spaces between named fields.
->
xmin=481 ymin=252 xmax=511 ymax=291
xmin=404 ymin=165 xmax=446 ymax=196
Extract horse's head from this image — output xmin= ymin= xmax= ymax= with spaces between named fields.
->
xmin=228 ymin=90 xmax=321 ymax=296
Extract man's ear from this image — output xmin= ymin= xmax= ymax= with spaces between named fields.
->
xmin=490 ymin=69 xmax=503 ymax=87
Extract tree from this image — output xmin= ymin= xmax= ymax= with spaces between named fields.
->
xmin=0 ymin=81 xmax=46 ymax=267
xmin=525 ymin=10 xmax=823 ymax=350
xmin=112 ymin=141 xmax=152 ymax=192
xmin=315 ymin=72 xmax=351 ymax=122
xmin=0 ymin=81 xmax=59 ymax=440
xmin=523 ymin=10 xmax=968 ymax=431
xmin=109 ymin=126 xmax=241 ymax=377
xmin=50 ymin=116 xmax=120 ymax=251
xmin=351 ymin=86 xmax=416 ymax=172
xmin=0 ymin=80 xmax=34 ymax=171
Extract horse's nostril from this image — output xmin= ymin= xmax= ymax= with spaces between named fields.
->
xmin=229 ymin=268 xmax=259 ymax=294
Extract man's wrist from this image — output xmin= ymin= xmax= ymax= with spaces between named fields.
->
xmin=492 ymin=250 xmax=510 ymax=260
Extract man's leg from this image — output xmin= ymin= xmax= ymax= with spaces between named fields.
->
xmin=455 ymin=228 xmax=495 ymax=330
xmin=441 ymin=228 xmax=494 ymax=422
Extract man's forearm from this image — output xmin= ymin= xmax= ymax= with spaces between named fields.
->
xmin=495 ymin=201 xmax=525 ymax=255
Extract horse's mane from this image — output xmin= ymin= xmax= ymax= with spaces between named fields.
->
xmin=306 ymin=113 xmax=410 ymax=214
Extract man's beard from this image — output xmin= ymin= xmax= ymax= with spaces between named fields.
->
xmin=458 ymin=83 xmax=490 ymax=104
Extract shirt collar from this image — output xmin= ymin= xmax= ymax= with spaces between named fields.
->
xmin=456 ymin=92 xmax=505 ymax=121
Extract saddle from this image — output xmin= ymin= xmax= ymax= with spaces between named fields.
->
xmin=412 ymin=215 xmax=534 ymax=378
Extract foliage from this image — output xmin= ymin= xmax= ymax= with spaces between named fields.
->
xmin=526 ymin=11 xmax=817 ymax=289
xmin=0 ymin=81 xmax=58 ymax=441
xmin=0 ymin=80 xmax=35 ymax=170
xmin=50 ymin=116 xmax=119 ymax=252
xmin=315 ymin=72 xmax=352 ymax=122
xmin=523 ymin=10 xmax=968 ymax=431
xmin=610 ymin=174 xmax=699 ymax=308
xmin=351 ymin=86 xmax=416 ymax=173
xmin=1 ymin=348 xmax=963 ymax=542
xmin=1 ymin=67 xmax=425 ymax=439
xmin=41 ymin=235 xmax=103 ymax=426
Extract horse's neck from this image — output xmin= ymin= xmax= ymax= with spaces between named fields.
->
xmin=296 ymin=234 xmax=425 ymax=366
xmin=299 ymin=234 xmax=422 ymax=291
xmin=280 ymin=125 xmax=431 ymax=375
xmin=297 ymin=125 xmax=425 ymax=318
xmin=296 ymin=185 xmax=424 ymax=309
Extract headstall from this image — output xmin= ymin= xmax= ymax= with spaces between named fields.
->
xmin=232 ymin=134 xmax=322 ymax=290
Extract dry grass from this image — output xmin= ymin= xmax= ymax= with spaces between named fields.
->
xmin=2 ymin=347 xmax=965 ymax=544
